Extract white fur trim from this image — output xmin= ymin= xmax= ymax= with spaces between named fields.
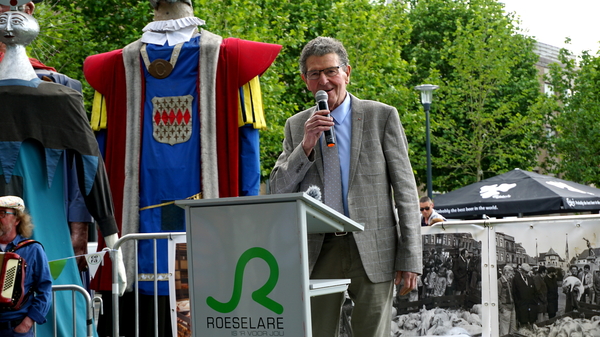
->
xmin=198 ymin=29 xmax=222 ymax=199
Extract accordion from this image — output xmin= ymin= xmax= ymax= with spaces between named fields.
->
xmin=0 ymin=251 xmax=26 ymax=310
xmin=0 ymin=239 xmax=39 ymax=310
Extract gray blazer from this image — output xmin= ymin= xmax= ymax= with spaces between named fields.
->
xmin=270 ymin=94 xmax=422 ymax=283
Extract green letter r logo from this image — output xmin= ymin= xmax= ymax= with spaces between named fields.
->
xmin=206 ymin=247 xmax=283 ymax=314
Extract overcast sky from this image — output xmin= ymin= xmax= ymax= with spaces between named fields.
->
xmin=500 ymin=0 xmax=600 ymax=56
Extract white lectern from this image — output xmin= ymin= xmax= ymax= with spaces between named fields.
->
xmin=177 ymin=193 xmax=364 ymax=337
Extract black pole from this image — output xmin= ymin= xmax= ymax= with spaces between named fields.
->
xmin=424 ymin=103 xmax=432 ymax=199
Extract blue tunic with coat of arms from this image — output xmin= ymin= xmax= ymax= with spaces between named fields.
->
xmin=138 ymin=36 xmax=201 ymax=295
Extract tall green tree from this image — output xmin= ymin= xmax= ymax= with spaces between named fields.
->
xmin=546 ymin=49 xmax=600 ymax=185
xmin=404 ymin=0 xmax=548 ymax=192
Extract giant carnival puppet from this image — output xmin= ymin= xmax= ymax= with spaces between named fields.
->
xmin=0 ymin=1 xmax=126 ymax=336
xmin=83 ymin=0 xmax=281 ymax=335
xmin=1 ymin=0 xmax=95 ymax=290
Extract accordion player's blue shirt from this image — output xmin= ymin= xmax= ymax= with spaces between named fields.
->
xmin=0 ymin=234 xmax=52 ymax=325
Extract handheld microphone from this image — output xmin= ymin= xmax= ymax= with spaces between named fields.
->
xmin=305 ymin=185 xmax=322 ymax=202
xmin=315 ymin=90 xmax=336 ymax=147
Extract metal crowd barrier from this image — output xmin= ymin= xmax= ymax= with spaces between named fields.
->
xmin=110 ymin=232 xmax=186 ymax=337
xmin=26 ymin=232 xmax=182 ymax=337
xmin=34 ymin=284 xmax=94 ymax=337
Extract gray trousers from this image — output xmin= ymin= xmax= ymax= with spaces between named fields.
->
xmin=499 ymin=305 xmax=517 ymax=335
xmin=310 ymin=234 xmax=394 ymax=337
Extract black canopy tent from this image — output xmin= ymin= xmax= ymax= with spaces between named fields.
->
xmin=433 ymin=169 xmax=600 ymax=219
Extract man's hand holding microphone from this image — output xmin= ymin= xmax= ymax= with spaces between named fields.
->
xmin=302 ymin=90 xmax=336 ymax=156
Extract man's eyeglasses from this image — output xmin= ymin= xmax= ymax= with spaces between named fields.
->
xmin=0 ymin=210 xmax=15 ymax=218
xmin=420 ymin=207 xmax=431 ymax=212
xmin=305 ymin=65 xmax=344 ymax=81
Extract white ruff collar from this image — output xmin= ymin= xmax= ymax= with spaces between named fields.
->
xmin=141 ymin=17 xmax=205 ymax=46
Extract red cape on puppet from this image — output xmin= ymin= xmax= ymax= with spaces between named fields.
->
xmin=83 ymin=36 xmax=281 ymax=291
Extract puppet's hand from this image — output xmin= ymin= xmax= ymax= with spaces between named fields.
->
xmin=104 ymin=233 xmax=127 ymax=296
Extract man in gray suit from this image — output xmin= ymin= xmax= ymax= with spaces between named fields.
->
xmin=270 ymin=36 xmax=422 ymax=337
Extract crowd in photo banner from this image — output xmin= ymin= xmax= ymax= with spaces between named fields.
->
xmin=389 ymin=238 xmax=484 ymax=337
xmin=366 ymin=218 xmax=600 ymax=337
xmin=496 ymin=262 xmax=600 ymax=336
xmin=395 ymin=244 xmax=482 ymax=307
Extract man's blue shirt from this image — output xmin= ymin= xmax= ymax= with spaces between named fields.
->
xmin=330 ymin=93 xmax=352 ymax=216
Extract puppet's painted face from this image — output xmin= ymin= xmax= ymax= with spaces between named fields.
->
xmin=0 ymin=11 xmax=38 ymax=47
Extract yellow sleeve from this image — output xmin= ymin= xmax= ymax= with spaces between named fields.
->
xmin=238 ymin=76 xmax=267 ymax=130
xmin=90 ymin=90 xmax=107 ymax=131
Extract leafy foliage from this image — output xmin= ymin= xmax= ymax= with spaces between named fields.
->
xmin=545 ymin=49 xmax=600 ymax=185
xmin=404 ymin=0 xmax=548 ymax=192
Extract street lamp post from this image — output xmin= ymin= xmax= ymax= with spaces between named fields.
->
xmin=415 ymin=84 xmax=439 ymax=199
